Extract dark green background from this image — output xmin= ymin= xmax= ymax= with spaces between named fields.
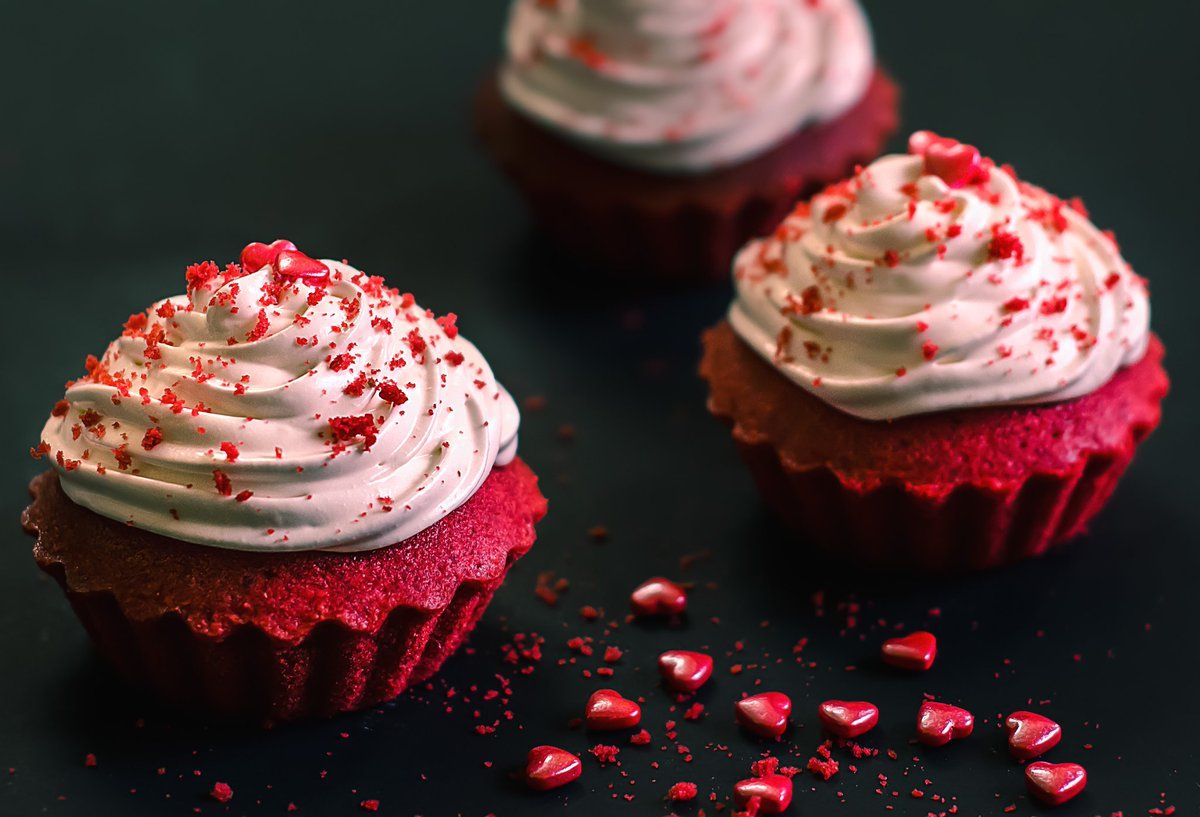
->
xmin=1 ymin=2 xmax=1197 ymax=815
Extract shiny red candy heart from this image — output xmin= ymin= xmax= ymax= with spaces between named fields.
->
xmin=881 ymin=631 xmax=937 ymax=671
xmin=908 ymin=130 xmax=982 ymax=188
xmin=585 ymin=689 xmax=641 ymax=730
xmin=907 ymin=130 xmax=942 ymax=154
xmin=658 ymin=650 xmax=713 ymax=692
xmin=1025 ymin=761 xmax=1086 ymax=806
xmin=735 ymin=692 xmax=792 ymax=738
xmin=239 ymin=239 xmax=297 ymax=273
xmin=1006 ymin=711 xmax=1062 ymax=760
xmin=274 ymin=249 xmax=330 ymax=284
xmin=630 ymin=577 xmax=687 ymax=616
xmin=818 ymin=700 xmax=879 ymax=738
xmin=524 ymin=745 xmax=582 ymax=791
xmin=916 ymin=701 xmax=974 ymax=747
xmin=733 ymin=774 xmax=793 ymax=814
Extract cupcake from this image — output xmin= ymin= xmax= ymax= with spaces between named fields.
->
xmin=24 ymin=241 xmax=546 ymax=722
xmin=475 ymin=0 xmax=898 ymax=284
xmin=701 ymin=132 xmax=1167 ymax=570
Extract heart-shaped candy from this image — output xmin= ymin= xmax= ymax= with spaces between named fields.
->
xmin=524 ymin=745 xmax=582 ymax=791
xmin=1006 ymin=711 xmax=1061 ymax=760
xmin=1025 ymin=761 xmax=1086 ymax=806
xmin=733 ymin=773 xmax=793 ymax=814
xmin=630 ymin=577 xmax=687 ymax=616
xmin=818 ymin=700 xmax=879 ymax=738
xmin=925 ymin=140 xmax=982 ymax=188
xmin=585 ymin=689 xmax=641 ymax=730
xmin=881 ymin=631 xmax=937 ymax=671
xmin=916 ymin=701 xmax=974 ymax=747
xmin=735 ymin=692 xmax=792 ymax=739
xmin=658 ymin=650 xmax=713 ymax=692
xmin=274 ymin=249 xmax=330 ymax=284
xmin=239 ymin=239 xmax=297 ymax=273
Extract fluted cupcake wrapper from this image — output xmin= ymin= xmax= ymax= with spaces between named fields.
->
xmin=730 ymin=429 xmax=1144 ymax=572
xmin=25 ymin=461 xmax=546 ymax=725
xmin=39 ymin=558 xmax=513 ymax=724
xmin=475 ymin=69 xmax=899 ymax=285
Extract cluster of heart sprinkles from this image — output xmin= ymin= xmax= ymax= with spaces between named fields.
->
xmin=519 ymin=577 xmax=1088 ymax=811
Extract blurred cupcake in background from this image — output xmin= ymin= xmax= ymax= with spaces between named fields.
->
xmin=476 ymin=0 xmax=898 ymax=284
xmin=25 ymin=241 xmax=546 ymax=722
xmin=701 ymin=132 xmax=1167 ymax=570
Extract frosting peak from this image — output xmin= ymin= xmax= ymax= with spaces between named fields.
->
xmin=728 ymin=133 xmax=1152 ymax=420
xmin=37 ymin=243 xmax=520 ymax=552
xmin=499 ymin=0 xmax=875 ymax=173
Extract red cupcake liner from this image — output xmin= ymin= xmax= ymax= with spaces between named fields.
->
xmin=474 ymin=69 xmax=899 ymax=284
xmin=731 ymin=432 xmax=1143 ymax=572
xmin=25 ymin=461 xmax=546 ymax=724
xmin=701 ymin=323 xmax=1168 ymax=572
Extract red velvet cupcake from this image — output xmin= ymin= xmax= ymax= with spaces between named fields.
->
xmin=25 ymin=242 xmax=546 ymax=722
xmin=701 ymin=132 xmax=1167 ymax=570
xmin=476 ymin=0 xmax=899 ymax=284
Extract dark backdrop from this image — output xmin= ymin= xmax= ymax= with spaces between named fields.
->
xmin=1 ymin=2 xmax=1198 ymax=815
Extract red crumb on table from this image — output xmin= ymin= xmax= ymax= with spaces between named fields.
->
xmin=668 ymin=781 xmax=698 ymax=801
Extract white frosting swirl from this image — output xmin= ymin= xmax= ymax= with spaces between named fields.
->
xmin=39 ymin=257 xmax=520 ymax=552
xmin=728 ymin=145 xmax=1151 ymax=420
xmin=499 ymin=0 xmax=875 ymax=173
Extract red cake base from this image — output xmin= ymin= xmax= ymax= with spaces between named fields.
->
xmin=24 ymin=459 xmax=547 ymax=723
xmin=474 ymin=69 xmax=899 ymax=285
xmin=701 ymin=322 xmax=1168 ymax=571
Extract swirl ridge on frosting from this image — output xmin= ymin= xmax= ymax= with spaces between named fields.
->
xmin=37 ymin=245 xmax=520 ymax=553
xmin=728 ymin=132 xmax=1151 ymax=421
xmin=499 ymin=0 xmax=875 ymax=173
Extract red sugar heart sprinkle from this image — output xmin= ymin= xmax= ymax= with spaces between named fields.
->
xmin=658 ymin=650 xmax=713 ymax=692
xmin=630 ymin=577 xmax=687 ymax=616
xmin=524 ymin=745 xmax=582 ymax=792
xmin=733 ymin=773 xmax=793 ymax=814
xmin=274 ymin=249 xmax=330 ymax=284
xmin=239 ymin=239 xmax=296 ymax=273
xmin=735 ymin=692 xmax=792 ymax=739
xmin=1005 ymin=711 xmax=1062 ymax=760
xmin=907 ymin=130 xmax=983 ymax=188
xmin=818 ymin=700 xmax=879 ymax=739
xmin=1025 ymin=761 xmax=1087 ymax=806
xmin=881 ymin=631 xmax=938 ymax=671
xmin=916 ymin=701 xmax=974 ymax=747
xmin=585 ymin=689 xmax=642 ymax=730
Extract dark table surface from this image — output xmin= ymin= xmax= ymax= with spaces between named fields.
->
xmin=1 ymin=1 xmax=1198 ymax=815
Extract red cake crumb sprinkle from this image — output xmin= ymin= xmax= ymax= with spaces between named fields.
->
xmin=444 ymin=351 xmax=465 ymax=367
xmin=630 ymin=729 xmax=651 ymax=746
xmin=328 ymin=414 xmax=379 ymax=451
xmin=220 ymin=441 xmax=240 ymax=462
xmin=988 ymin=225 xmax=1025 ymax=264
xmin=668 ymin=781 xmax=698 ymax=801
xmin=378 ymin=382 xmax=408 ymax=405
xmin=212 ymin=470 xmax=233 ymax=497
xmin=436 ymin=313 xmax=459 ymax=339
xmin=209 ymin=782 xmax=233 ymax=803
xmin=589 ymin=744 xmax=620 ymax=765
xmin=359 ymin=799 xmax=380 ymax=811
xmin=141 ymin=427 xmax=163 ymax=451
xmin=567 ymin=36 xmax=608 ymax=69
